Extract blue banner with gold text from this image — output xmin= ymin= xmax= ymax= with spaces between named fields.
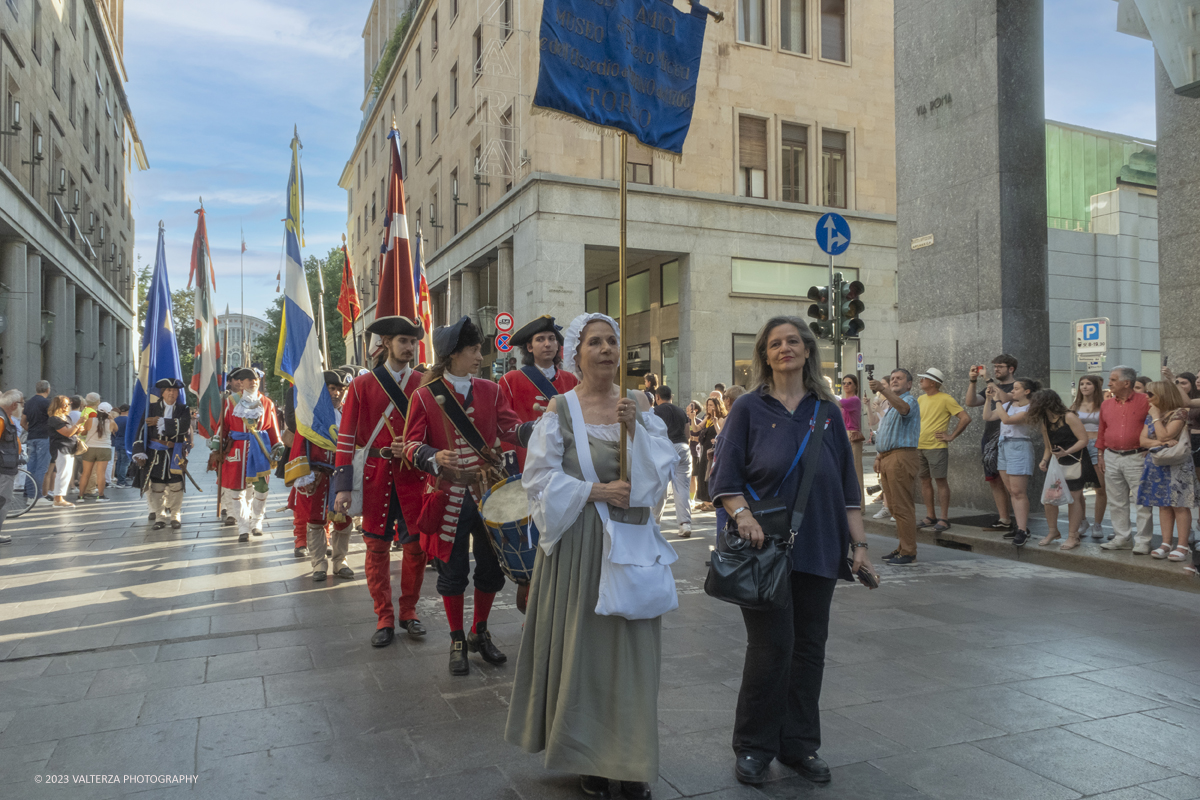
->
xmin=533 ymin=0 xmax=708 ymax=156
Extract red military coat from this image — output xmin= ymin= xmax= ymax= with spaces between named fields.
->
xmin=219 ymin=394 xmax=281 ymax=491
xmin=402 ymin=377 xmax=525 ymax=561
xmin=497 ymin=366 xmax=579 ymax=471
xmin=332 ymin=366 xmax=425 ymax=540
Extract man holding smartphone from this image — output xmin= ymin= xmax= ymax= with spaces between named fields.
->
xmin=965 ymin=355 xmax=1018 ymax=534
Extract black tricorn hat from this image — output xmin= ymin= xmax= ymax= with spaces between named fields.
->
xmin=367 ymin=315 xmax=424 ymax=339
xmin=323 ymin=370 xmax=352 ymax=387
xmin=432 ymin=315 xmax=481 ymax=360
xmin=510 ymin=315 xmax=563 ymax=349
xmin=154 ymin=378 xmax=185 ymax=390
xmin=228 ymin=367 xmax=256 ymax=381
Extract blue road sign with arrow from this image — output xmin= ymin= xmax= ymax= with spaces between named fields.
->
xmin=816 ymin=212 xmax=852 ymax=256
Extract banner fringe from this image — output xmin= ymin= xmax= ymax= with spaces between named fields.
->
xmin=530 ymin=104 xmax=685 ymax=165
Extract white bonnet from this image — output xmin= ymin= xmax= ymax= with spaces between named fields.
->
xmin=561 ymin=313 xmax=621 ymax=377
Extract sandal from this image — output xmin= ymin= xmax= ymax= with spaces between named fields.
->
xmin=1150 ymin=546 xmax=1171 ymax=559
xmin=1168 ymin=545 xmax=1191 ymax=562
xmin=1060 ymin=536 xmax=1081 ymax=550
xmin=1038 ymin=531 xmax=1061 ymax=547
xmin=932 ymin=519 xmax=951 ymax=532
xmin=916 ymin=517 xmax=937 ymax=529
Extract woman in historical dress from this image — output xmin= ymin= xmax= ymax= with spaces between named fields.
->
xmin=506 ymin=312 xmax=678 ymax=800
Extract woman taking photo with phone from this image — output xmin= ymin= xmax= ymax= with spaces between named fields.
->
xmin=710 ymin=316 xmax=874 ymax=788
xmin=983 ymin=377 xmax=1040 ymax=546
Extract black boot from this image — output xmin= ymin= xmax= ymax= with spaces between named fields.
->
xmin=147 ymin=512 xmax=156 ymax=523
xmin=449 ymin=631 xmax=470 ymax=676
xmin=580 ymin=775 xmax=611 ymax=798
xmin=398 ymin=619 xmax=426 ymax=637
xmin=466 ymin=621 xmax=507 ymax=665
xmin=370 ymin=627 xmax=394 ymax=648
xmin=237 ymin=532 xmax=249 ymax=542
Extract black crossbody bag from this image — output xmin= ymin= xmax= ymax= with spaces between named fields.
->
xmin=705 ymin=402 xmax=831 ymax=610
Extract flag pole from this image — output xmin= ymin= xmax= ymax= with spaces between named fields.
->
xmin=618 ymin=133 xmax=629 ymax=482
xmin=240 ymin=223 xmax=246 ymax=368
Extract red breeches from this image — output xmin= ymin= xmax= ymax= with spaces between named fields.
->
xmin=364 ymin=537 xmax=427 ymax=629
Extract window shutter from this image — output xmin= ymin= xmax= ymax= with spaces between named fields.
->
xmin=739 ymin=116 xmax=768 ymax=171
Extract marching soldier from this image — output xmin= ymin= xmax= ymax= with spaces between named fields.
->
xmin=212 ymin=368 xmax=243 ymax=527
xmin=402 ymin=315 xmax=534 ymax=676
xmin=131 ymin=378 xmax=192 ymax=530
xmin=218 ymin=367 xmax=284 ymax=542
xmin=286 ymin=369 xmax=354 ymax=580
xmin=248 ymin=368 xmax=279 ymax=534
xmin=497 ymin=314 xmax=578 ymax=472
xmin=332 ymin=317 xmax=429 ymax=649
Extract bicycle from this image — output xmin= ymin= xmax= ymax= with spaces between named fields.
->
xmin=7 ymin=468 xmax=39 ymax=518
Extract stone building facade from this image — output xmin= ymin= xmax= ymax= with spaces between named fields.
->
xmin=0 ymin=0 xmax=146 ymax=401
xmin=216 ymin=312 xmax=269 ymax=371
xmin=342 ymin=0 xmax=898 ymax=401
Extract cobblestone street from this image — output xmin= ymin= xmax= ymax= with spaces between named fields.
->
xmin=2 ymin=467 xmax=1199 ymax=800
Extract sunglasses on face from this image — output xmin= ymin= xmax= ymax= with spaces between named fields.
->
xmin=1147 ymin=392 xmax=1156 ymax=398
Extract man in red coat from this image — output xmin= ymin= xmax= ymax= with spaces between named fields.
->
xmin=402 ymin=315 xmax=534 ymax=676
xmin=286 ymin=369 xmax=355 ymax=579
xmin=497 ymin=314 xmax=578 ymax=472
xmin=218 ymin=367 xmax=283 ymax=543
xmin=332 ymin=317 xmax=429 ymax=649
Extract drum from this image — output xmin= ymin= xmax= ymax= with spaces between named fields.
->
xmin=480 ymin=474 xmax=539 ymax=585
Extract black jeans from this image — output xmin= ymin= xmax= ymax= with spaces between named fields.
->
xmin=434 ymin=495 xmax=506 ymax=596
xmin=733 ymin=571 xmax=838 ymax=762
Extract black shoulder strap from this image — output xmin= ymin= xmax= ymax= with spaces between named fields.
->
xmin=372 ymin=365 xmax=410 ymax=418
xmin=790 ymin=401 xmax=832 ymax=532
xmin=520 ymin=365 xmax=560 ymax=400
xmin=426 ymin=378 xmax=489 ymax=456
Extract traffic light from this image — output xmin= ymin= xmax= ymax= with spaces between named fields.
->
xmin=837 ymin=277 xmax=865 ymax=338
xmin=806 ymin=285 xmax=832 ymax=340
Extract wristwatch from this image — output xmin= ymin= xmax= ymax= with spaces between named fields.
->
xmin=728 ymin=505 xmax=750 ymax=520
xmin=851 ymin=541 xmax=869 ymax=549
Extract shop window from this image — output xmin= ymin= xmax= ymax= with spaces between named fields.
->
xmin=662 ymin=338 xmax=679 ymax=395
xmin=732 ymin=258 xmax=857 ymax=297
xmin=733 ymin=334 xmax=756 ymax=388
xmin=606 ymin=280 xmax=619 ymax=315
xmin=661 ymin=260 xmax=679 ymax=306
xmin=586 ymin=287 xmax=600 ymax=313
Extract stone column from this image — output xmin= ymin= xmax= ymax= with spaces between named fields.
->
xmin=99 ymin=312 xmax=114 ymax=401
xmin=1156 ymin=54 xmax=1200 ymax=367
xmin=45 ymin=274 xmax=75 ymax=395
xmin=895 ymin=0 xmax=1048 ymax=509
xmin=496 ymin=241 xmax=514 ymax=316
xmin=0 ymin=240 xmax=31 ymax=394
xmin=459 ymin=268 xmax=479 ymax=325
xmin=449 ymin=274 xmax=463 ymax=320
xmin=27 ymin=250 xmax=43 ymax=385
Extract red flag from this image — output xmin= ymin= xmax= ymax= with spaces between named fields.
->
xmin=336 ymin=242 xmax=362 ymax=337
xmin=376 ymin=129 xmax=418 ymax=325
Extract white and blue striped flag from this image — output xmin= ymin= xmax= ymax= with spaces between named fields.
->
xmin=273 ymin=129 xmax=337 ymax=449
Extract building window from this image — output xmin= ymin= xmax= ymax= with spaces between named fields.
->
xmin=69 ymin=0 xmax=77 ymax=34
xmin=52 ymin=40 xmax=61 ymax=95
xmin=606 ymin=281 xmax=619 ymax=315
xmin=431 ymin=12 xmax=438 ymax=53
xmin=83 ymin=105 xmax=90 ymax=149
xmin=780 ymin=0 xmax=806 ymax=53
xmin=371 ymin=191 xmax=376 ymax=222
xmin=83 ymin=21 xmax=89 ymax=63
xmin=821 ymin=129 xmax=847 ymax=208
xmin=450 ymin=167 xmax=460 ymax=233
xmin=628 ymin=270 xmax=651 ymax=314
xmin=452 ymin=0 xmax=459 ymax=19
xmin=781 ymin=122 xmax=808 ymax=203
xmin=733 ymin=334 xmax=756 ymax=388
xmin=432 ymin=94 xmax=439 ymax=138
xmin=820 ymin=0 xmax=847 ymax=62
xmin=372 ymin=132 xmax=377 ymax=163
xmin=627 ymin=143 xmax=652 ymax=184
xmin=473 ymin=27 xmax=483 ymax=80
xmin=738 ymin=0 xmax=765 ymax=45
xmin=32 ymin=2 xmax=42 ymax=61
xmin=401 ymin=142 xmax=408 ymax=175
xmin=94 ymin=128 xmax=100 ymax=170
xmin=732 ymin=257 xmax=858 ymax=297
xmin=661 ymin=338 xmax=679 ymax=396
xmin=501 ymin=106 xmax=514 ymax=191
xmin=661 ymin=260 xmax=679 ymax=306
xmin=415 ymin=45 xmax=422 ymax=84
xmin=104 ymin=148 xmax=109 ymax=189
xmin=451 ymin=62 xmax=459 ymax=110
xmin=585 ymin=287 xmax=600 ymax=313
xmin=737 ymin=116 xmax=767 ymax=199
xmin=402 ymin=72 xmax=408 ymax=107
xmin=415 ymin=120 xmax=422 ymax=161
xmin=69 ymin=75 xmax=76 ymax=126
xmin=503 ymin=0 xmax=512 ymax=39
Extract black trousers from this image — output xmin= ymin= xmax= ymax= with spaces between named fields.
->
xmin=733 ymin=571 xmax=838 ymax=762
xmin=434 ymin=495 xmax=506 ymax=596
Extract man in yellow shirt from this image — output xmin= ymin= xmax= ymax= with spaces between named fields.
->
xmin=916 ymin=368 xmax=971 ymax=531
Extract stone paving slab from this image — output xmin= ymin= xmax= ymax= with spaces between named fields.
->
xmin=1 ymin=467 xmax=1199 ymax=799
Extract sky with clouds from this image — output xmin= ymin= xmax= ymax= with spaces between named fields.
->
xmin=121 ymin=0 xmax=1157 ymax=320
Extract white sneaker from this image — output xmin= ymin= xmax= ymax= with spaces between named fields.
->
xmin=1078 ymin=519 xmax=1090 ymax=537
xmin=872 ymin=507 xmax=892 ymax=520
xmin=1090 ymin=522 xmax=1105 ymax=541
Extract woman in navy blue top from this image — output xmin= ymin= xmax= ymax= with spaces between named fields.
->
xmin=710 ymin=316 xmax=876 ymax=788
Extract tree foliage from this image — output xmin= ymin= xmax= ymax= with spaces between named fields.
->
xmin=370 ymin=9 xmax=416 ymax=98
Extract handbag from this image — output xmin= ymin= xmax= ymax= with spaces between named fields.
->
xmin=1057 ymin=453 xmax=1082 ymax=481
xmin=704 ymin=401 xmax=831 ymax=610
xmin=72 ymin=436 xmax=89 ymax=457
xmin=347 ymin=403 xmax=392 ymax=517
xmin=1150 ymin=424 xmax=1191 ymax=467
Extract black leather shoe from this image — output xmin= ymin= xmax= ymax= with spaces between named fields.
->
xmin=223 ymin=516 xmax=236 ymax=527
xmin=335 ymin=567 xmax=354 ymax=579
xmin=148 ymin=513 xmax=156 ymax=522
xmin=735 ymin=756 xmax=769 ymax=785
xmin=312 ymin=570 xmax=327 ymax=582
xmin=620 ymin=781 xmax=651 ymax=799
xmin=326 ymin=547 xmax=333 ymax=556
xmin=294 ymin=547 xmax=306 ymax=558
xmin=170 ymin=520 xmax=181 ymax=529
xmin=153 ymin=521 xmax=166 ymax=530
xmin=580 ymin=775 xmax=611 ymax=798
xmin=237 ymin=532 xmax=249 ymax=542
xmin=467 ymin=622 xmax=507 ymax=665
xmin=449 ymin=632 xmax=470 ymax=676
xmin=783 ymin=754 xmax=831 ymax=784
xmin=252 ymin=528 xmax=263 ymax=537
xmin=370 ymin=627 xmax=395 ymax=648
xmin=398 ymin=619 xmax=426 ymax=637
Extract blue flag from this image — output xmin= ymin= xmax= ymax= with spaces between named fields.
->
xmin=532 ymin=0 xmax=709 ymax=155
xmin=126 ymin=223 xmax=184 ymax=455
